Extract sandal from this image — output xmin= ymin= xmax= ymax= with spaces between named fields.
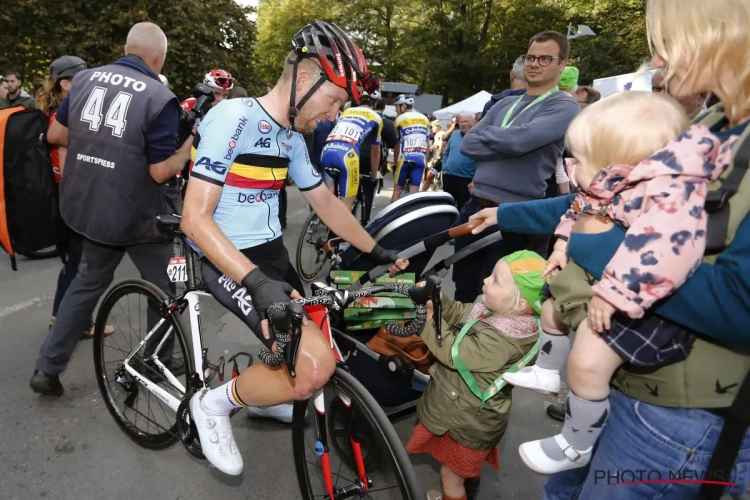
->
xmin=81 ymin=322 xmax=115 ymax=340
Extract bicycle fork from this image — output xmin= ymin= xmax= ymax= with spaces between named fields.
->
xmin=313 ymin=389 xmax=371 ymax=500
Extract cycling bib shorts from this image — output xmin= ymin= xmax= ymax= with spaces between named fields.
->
xmin=320 ymin=106 xmax=382 ymax=198
xmin=394 ymin=111 xmax=430 ymax=187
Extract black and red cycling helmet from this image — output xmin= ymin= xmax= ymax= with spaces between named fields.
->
xmin=287 ymin=20 xmax=379 ymax=128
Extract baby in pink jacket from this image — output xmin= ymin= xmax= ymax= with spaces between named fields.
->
xmin=501 ymin=91 xmax=737 ymax=475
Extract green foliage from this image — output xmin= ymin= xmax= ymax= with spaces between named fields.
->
xmin=1 ymin=0 xmax=263 ymax=100
xmin=255 ymin=0 xmax=651 ymax=106
xmin=4 ymin=0 xmax=650 ymax=106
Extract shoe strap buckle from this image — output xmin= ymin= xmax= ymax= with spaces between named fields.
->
xmin=562 ymin=445 xmax=581 ymax=462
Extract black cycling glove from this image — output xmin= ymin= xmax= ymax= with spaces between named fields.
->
xmin=241 ymin=268 xmax=294 ymax=319
xmin=369 ymin=244 xmax=400 ymax=266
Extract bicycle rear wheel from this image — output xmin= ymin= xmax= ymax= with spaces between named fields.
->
xmin=292 ymin=367 xmax=422 ymax=499
xmin=296 ymin=210 xmax=330 ymax=282
xmin=94 ymin=279 xmax=192 ymax=449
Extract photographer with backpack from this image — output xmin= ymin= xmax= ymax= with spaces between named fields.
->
xmin=36 ymin=56 xmax=114 ymax=339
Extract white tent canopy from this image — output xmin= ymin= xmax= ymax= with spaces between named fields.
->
xmin=433 ymin=91 xmax=492 ymax=119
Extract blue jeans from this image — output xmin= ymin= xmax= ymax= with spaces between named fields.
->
xmin=543 ymin=389 xmax=750 ymax=500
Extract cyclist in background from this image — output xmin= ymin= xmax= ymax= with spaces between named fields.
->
xmin=320 ymin=89 xmax=383 ymax=211
xmin=391 ymin=94 xmax=430 ymax=203
xmin=179 ymin=68 xmax=234 ymax=125
xmin=180 ymin=21 xmax=407 ymax=476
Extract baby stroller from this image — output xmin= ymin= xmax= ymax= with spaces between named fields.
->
xmin=321 ymin=192 xmax=507 ymax=418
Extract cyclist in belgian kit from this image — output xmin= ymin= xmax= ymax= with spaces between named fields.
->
xmin=180 ymin=21 xmax=407 ymax=476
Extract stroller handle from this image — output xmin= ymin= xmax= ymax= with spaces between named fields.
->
xmin=448 ymin=218 xmax=484 ymax=239
xmin=257 ymin=276 xmax=444 ymax=376
xmin=350 ymin=218 xmax=489 ymax=290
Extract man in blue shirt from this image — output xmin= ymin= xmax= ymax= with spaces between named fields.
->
xmin=31 ymin=22 xmax=193 ymax=396
xmin=441 ymin=113 xmax=477 ymax=210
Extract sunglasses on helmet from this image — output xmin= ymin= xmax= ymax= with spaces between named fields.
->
xmin=215 ymin=76 xmax=234 ymax=88
xmin=351 ymin=72 xmax=379 ymax=102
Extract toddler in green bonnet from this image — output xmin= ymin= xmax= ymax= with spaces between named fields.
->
xmin=406 ymin=250 xmax=546 ymax=500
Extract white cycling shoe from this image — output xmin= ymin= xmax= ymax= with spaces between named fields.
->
xmin=245 ymin=403 xmax=296 ymax=424
xmin=519 ymin=434 xmax=592 ymax=475
xmin=502 ymin=365 xmax=561 ymax=396
xmin=190 ymin=390 xmax=244 ymax=476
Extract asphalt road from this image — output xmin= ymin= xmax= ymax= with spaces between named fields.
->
xmin=0 ymin=179 xmax=559 ymax=499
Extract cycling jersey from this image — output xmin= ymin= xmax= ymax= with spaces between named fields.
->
xmin=189 ymin=98 xmax=322 ymax=252
xmin=394 ymin=110 xmax=430 ymax=187
xmin=320 ymin=106 xmax=382 ymax=197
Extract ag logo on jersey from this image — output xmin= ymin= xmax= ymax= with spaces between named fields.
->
xmin=254 ymin=137 xmax=271 ymax=148
xmin=258 ymin=120 xmax=272 ymax=134
xmin=196 ymin=156 xmax=227 ymax=175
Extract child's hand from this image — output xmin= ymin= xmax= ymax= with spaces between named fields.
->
xmin=542 ymin=250 xmax=567 ymax=279
xmin=425 ymin=299 xmax=434 ymax=321
xmin=588 ymin=295 xmax=616 ymax=332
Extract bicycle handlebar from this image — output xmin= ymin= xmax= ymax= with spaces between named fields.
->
xmin=257 ymin=275 xmax=443 ymax=377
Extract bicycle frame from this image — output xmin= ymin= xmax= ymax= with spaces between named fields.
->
xmin=120 ymin=288 xmax=212 ymax=412
xmin=306 ymin=304 xmax=372 ymax=498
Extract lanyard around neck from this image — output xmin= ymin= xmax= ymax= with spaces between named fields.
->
xmin=451 ymin=312 xmax=542 ymax=414
xmin=500 ymin=86 xmax=559 ymax=129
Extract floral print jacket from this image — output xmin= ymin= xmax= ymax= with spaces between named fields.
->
xmin=555 ymin=124 xmax=737 ymax=318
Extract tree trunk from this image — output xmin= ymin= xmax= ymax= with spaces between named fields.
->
xmin=478 ymin=0 xmax=493 ymax=50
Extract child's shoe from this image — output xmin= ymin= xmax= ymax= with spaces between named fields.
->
xmin=502 ymin=365 xmax=561 ymax=395
xmin=518 ymin=433 xmax=592 ymax=475
xmin=426 ymin=489 xmax=443 ymax=500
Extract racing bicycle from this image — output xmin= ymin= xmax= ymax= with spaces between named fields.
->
xmin=93 ymin=214 xmax=437 ymax=499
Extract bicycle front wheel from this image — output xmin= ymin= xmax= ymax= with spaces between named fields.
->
xmin=292 ymin=367 xmax=422 ymax=499
xmin=296 ymin=210 xmax=330 ymax=282
xmin=94 ymin=279 xmax=192 ymax=449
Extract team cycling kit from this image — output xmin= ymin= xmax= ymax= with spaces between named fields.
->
xmin=188 ymin=97 xmax=323 ymax=348
xmin=320 ymin=106 xmax=383 ymax=197
xmin=394 ymin=111 xmax=430 ymax=187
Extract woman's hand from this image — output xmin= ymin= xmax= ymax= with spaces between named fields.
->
xmin=469 ymin=208 xmax=498 ymax=235
xmin=588 ymin=295 xmax=617 ymax=333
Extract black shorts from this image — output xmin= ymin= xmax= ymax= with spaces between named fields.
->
xmin=201 ymin=237 xmax=304 ymax=349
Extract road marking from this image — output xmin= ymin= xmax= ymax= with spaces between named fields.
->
xmin=0 ymin=294 xmax=53 ymax=319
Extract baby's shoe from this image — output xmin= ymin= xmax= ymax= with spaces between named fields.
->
xmin=519 ymin=433 xmax=592 ymax=475
xmin=502 ymin=365 xmax=561 ymax=396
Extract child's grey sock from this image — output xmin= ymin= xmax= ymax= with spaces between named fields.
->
xmin=534 ymin=329 xmax=570 ymax=370
xmin=540 ymin=391 xmax=610 ymax=461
